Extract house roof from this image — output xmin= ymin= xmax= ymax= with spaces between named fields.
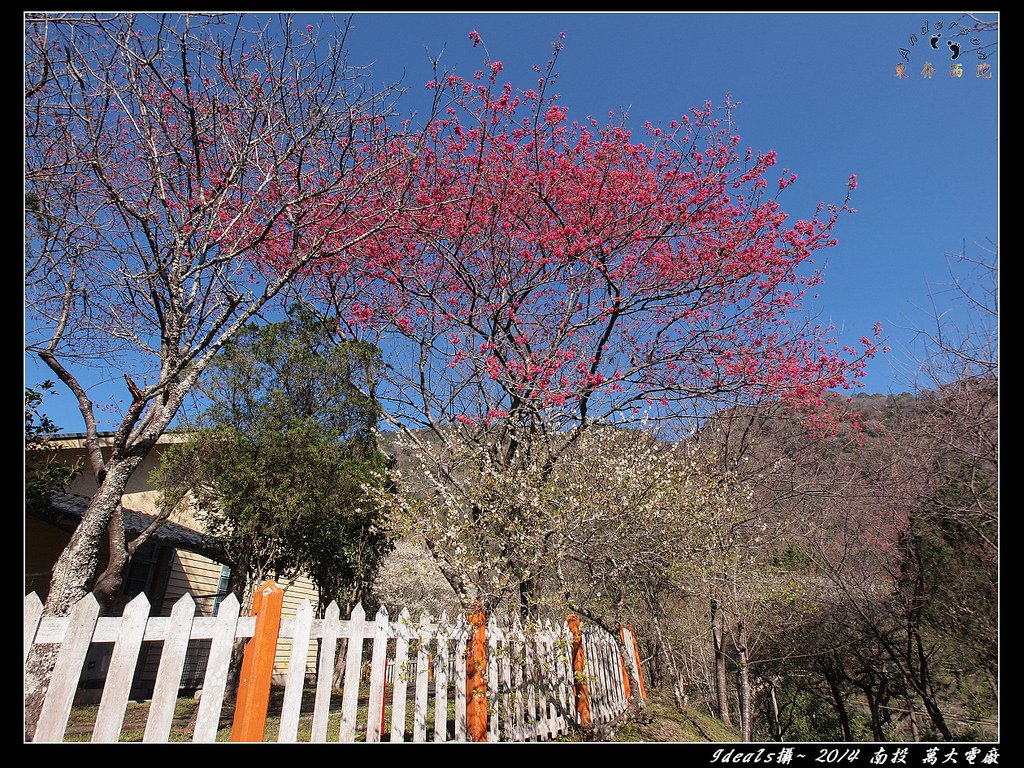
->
xmin=37 ymin=492 xmax=225 ymax=563
xmin=41 ymin=432 xmax=191 ymax=450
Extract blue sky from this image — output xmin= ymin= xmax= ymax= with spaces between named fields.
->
xmin=26 ymin=11 xmax=998 ymax=432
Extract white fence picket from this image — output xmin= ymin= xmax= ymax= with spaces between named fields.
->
xmin=605 ymin=634 xmax=622 ymax=716
xmin=390 ymin=607 xmax=412 ymax=742
xmin=453 ymin=622 xmax=468 ymax=741
xmin=144 ymin=594 xmax=196 ymax=742
xmin=603 ymin=634 xmax=617 ymax=714
xmin=590 ymin=633 xmax=605 ymax=723
xmin=524 ymin=630 xmax=539 ymax=740
xmin=511 ymin=620 xmax=525 ymax=741
xmin=540 ymin=626 xmax=557 ymax=741
xmin=34 ymin=593 xmax=101 ymax=742
xmin=531 ymin=629 xmax=545 ymax=740
xmin=554 ymin=623 xmax=572 ymax=735
xmin=311 ymin=601 xmax=341 ymax=742
xmin=544 ymin=625 xmax=558 ymax=737
xmin=536 ymin=630 xmax=550 ymax=740
xmin=365 ymin=607 xmax=389 ymax=742
xmin=278 ymin=599 xmax=314 ymax=742
xmin=539 ymin=621 xmax=557 ymax=739
xmin=582 ymin=632 xmax=599 ymax=723
xmin=193 ymin=594 xmax=242 ymax=742
xmin=593 ymin=634 xmax=606 ymax=724
xmin=487 ymin=616 xmax=500 ymax=741
xmin=600 ymin=633 xmax=614 ymax=723
xmin=612 ymin=635 xmax=626 ymax=708
xmin=338 ymin=602 xmax=366 ymax=742
xmin=607 ymin=635 xmax=620 ymax=715
xmin=597 ymin=634 xmax=613 ymax=723
xmin=92 ymin=593 xmax=151 ymax=742
xmin=611 ymin=636 xmax=627 ymax=709
xmin=433 ymin=612 xmax=450 ymax=742
xmin=499 ymin=624 xmax=513 ymax=741
xmin=412 ymin=612 xmax=430 ymax=742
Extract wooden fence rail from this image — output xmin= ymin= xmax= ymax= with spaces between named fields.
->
xmin=24 ymin=581 xmax=644 ymax=743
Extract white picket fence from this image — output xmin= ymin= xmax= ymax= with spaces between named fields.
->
xmin=25 ymin=588 xmax=637 ymax=743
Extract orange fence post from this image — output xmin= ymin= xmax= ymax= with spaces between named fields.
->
xmin=618 ymin=625 xmax=632 ymax=700
xmin=465 ymin=601 xmax=488 ymax=741
xmin=567 ymin=613 xmax=591 ymax=727
xmin=627 ymin=625 xmax=647 ymax=700
xmin=230 ymin=580 xmax=284 ymax=742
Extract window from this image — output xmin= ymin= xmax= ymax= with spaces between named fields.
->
xmin=212 ymin=563 xmax=232 ymax=614
xmin=122 ymin=540 xmax=161 ymax=598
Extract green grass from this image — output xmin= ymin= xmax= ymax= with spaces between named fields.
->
xmin=63 ymin=685 xmax=728 ymax=742
xmin=63 ymin=683 xmax=459 ymax=742
xmin=612 ymin=690 xmax=741 ymax=742
xmin=63 ymin=697 xmax=200 ymax=742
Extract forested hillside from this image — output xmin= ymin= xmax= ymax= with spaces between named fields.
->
xmin=629 ymin=382 xmax=997 ymax=742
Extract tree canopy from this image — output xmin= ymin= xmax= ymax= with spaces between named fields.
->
xmin=156 ymin=306 xmax=392 ymax=612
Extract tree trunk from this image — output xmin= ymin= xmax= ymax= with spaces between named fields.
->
xmin=825 ymin=673 xmax=853 ymax=741
xmin=519 ymin=577 xmax=536 ymax=621
xmin=906 ymin=696 xmax=920 ymax=741
xmin=93 ymin=509 xmax=129 ymax=612
xmin=24 ymin=456 xmax=143 ymax=740
xmin=768 ymin=679 xmax=783 ymax=741
xmin=868 ymin=697 xmax=884 ymax=741
xmin=906 ymin=551 xmax=954 ymax=740
xmin=858 ymin=685 xmax=885 ymax=741
xmin=733 ymin=620 xmax=751 ymax=741
xmin=912 ymin=632 xmax=954 ymax=740
xmin=93 ymin=491 xmax=184 ymax=610
xmin=331 ymin=638 xmax=348 ymax=690
xmin=918 ymin=690 xmax=953 ymax=740
xmin=648 ymin=638 xmax=663 ymax=689
xmin=711 ymin=599 xmax=732 ymax=726
xmin=651 ymin=614 xmax=685 ymax=710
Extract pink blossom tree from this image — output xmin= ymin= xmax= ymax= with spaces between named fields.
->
xmin=346 ymin=34 xmax=877 ymax=615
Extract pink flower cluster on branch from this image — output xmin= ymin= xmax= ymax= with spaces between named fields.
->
xmin=26 ymin=15 xmax=419 ymax=377
xmin=346 ymin=37 xmax=876 ymax=435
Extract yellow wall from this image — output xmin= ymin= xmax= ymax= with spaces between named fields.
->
xmin=274 ymin=574 xmax=322 ymax=682
xmin=164 ymin=549 xmax=225 ymax=617
xmin=51 ymin=436 xmax=198 ymax=527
